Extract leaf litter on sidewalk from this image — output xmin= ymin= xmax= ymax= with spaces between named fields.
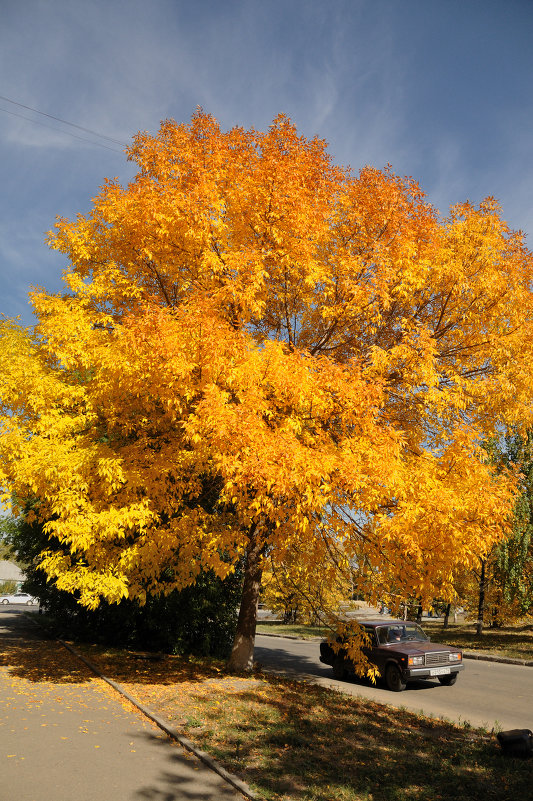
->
xmin=0 ymin=635 xmax=162 ymax=767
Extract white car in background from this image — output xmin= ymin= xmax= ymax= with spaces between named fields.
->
xmin=0 ymin=591 xmax=38 ymax=605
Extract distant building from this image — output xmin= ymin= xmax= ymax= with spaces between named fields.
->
xmin=0 ymin=560 xmax=24 ymax=587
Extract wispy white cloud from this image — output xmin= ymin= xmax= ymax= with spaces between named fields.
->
xmin=1 ymin=0 xmax=532 ymax=324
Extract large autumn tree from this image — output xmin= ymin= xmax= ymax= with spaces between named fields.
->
xmin=1 ymin=111 xmax=533 ymax=670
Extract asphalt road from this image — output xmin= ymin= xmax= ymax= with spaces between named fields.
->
xmin=254 ymin=632 xmax=533 ymax=732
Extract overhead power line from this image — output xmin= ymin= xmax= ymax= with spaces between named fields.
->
xmin=0 ymin=93 xmax=129 ymax=151
xmin=0 ymin=106 xmax=125 ymax=153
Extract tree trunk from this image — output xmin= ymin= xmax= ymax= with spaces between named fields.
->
xmin=476 ymin=558 xmax=486 ymax=636
xmin=416 ymin=601 xmax=423 ymax=623
xmin=443 ymin=603 xmax=451 ymax=629
xmin=227 ymin=531 xmax=264 ymax=672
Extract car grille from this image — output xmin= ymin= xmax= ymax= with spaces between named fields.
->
xmin=425 ymin=652 xmax=451 ymax=667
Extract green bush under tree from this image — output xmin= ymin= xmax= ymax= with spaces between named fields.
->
xmin=5 ymin=510 xmax=243 ymax=656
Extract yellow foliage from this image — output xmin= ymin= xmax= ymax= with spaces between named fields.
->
xmin=261 ymin=543 xmax=353 ymax=625
xmin=1 ymin=111 xmax=533 ymax=613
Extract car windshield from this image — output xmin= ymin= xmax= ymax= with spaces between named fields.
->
xmin=376 ymin=624 xmax=429 ymax=644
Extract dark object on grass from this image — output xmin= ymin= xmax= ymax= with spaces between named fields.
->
xmin=497 ymin=729 xmax=533 ymax=758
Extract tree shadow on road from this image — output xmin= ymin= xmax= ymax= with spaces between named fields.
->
xmin=0 ymin=612 xmax=229 ymax=688
xmin=132 ymin=732 xmax=243 ymax=801
xmin=0 ymin=613 xmax=94 ymax=684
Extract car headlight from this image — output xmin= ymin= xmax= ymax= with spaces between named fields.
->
xmin=408 ymin=656 xmax=424 ymax=666
xmin=449 ymin=652 xmax=462 ymax=662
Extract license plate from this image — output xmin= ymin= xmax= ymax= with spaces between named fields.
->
xmin=430 ymin=667 xmax=451 ymax=676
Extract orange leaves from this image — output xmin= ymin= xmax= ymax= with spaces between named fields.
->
xmin=2 ymin=111 xmax=533 ymax=613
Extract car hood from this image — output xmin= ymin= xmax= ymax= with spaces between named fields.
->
xmin=378 ymin=641 xmax=460 ymax=655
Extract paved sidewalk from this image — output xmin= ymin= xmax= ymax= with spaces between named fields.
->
xmin=0 ymin=609 xmax=246 ymax=801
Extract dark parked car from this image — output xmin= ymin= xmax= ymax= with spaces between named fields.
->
xmin=320 ymin=619 xmax=464 ymax=691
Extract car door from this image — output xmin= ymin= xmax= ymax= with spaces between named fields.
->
xmin=361 ymin=627 xmax=381 ymax=673
xmin=367 ymin=625 xmax=389 ymax=675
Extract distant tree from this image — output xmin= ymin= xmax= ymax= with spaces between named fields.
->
xmin=450 ymin=431 xmax=533 ymax=633
xmin=0 ymin=516 xmax=25 ymax=595
xmin=0 ymin=541 xmax=13 ymax=561
xmin=0 ymin=516 xmax=21 ymax=563
xmin=487 ymin=430 xmax=533 ymax=626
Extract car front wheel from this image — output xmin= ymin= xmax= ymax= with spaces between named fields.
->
xmin=438 ymin=673 xmax=458 ymax=686
xmin=1 ymin=599 xmax=9 ymax=604
xmin=332 ymin=657 xmax=347 ymax=681
xmin=385 ymin=663 xmax=407 ymax=692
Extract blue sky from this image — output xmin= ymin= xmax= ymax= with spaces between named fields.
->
xmin=1 ymin=0 xmax=532 ymax=326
